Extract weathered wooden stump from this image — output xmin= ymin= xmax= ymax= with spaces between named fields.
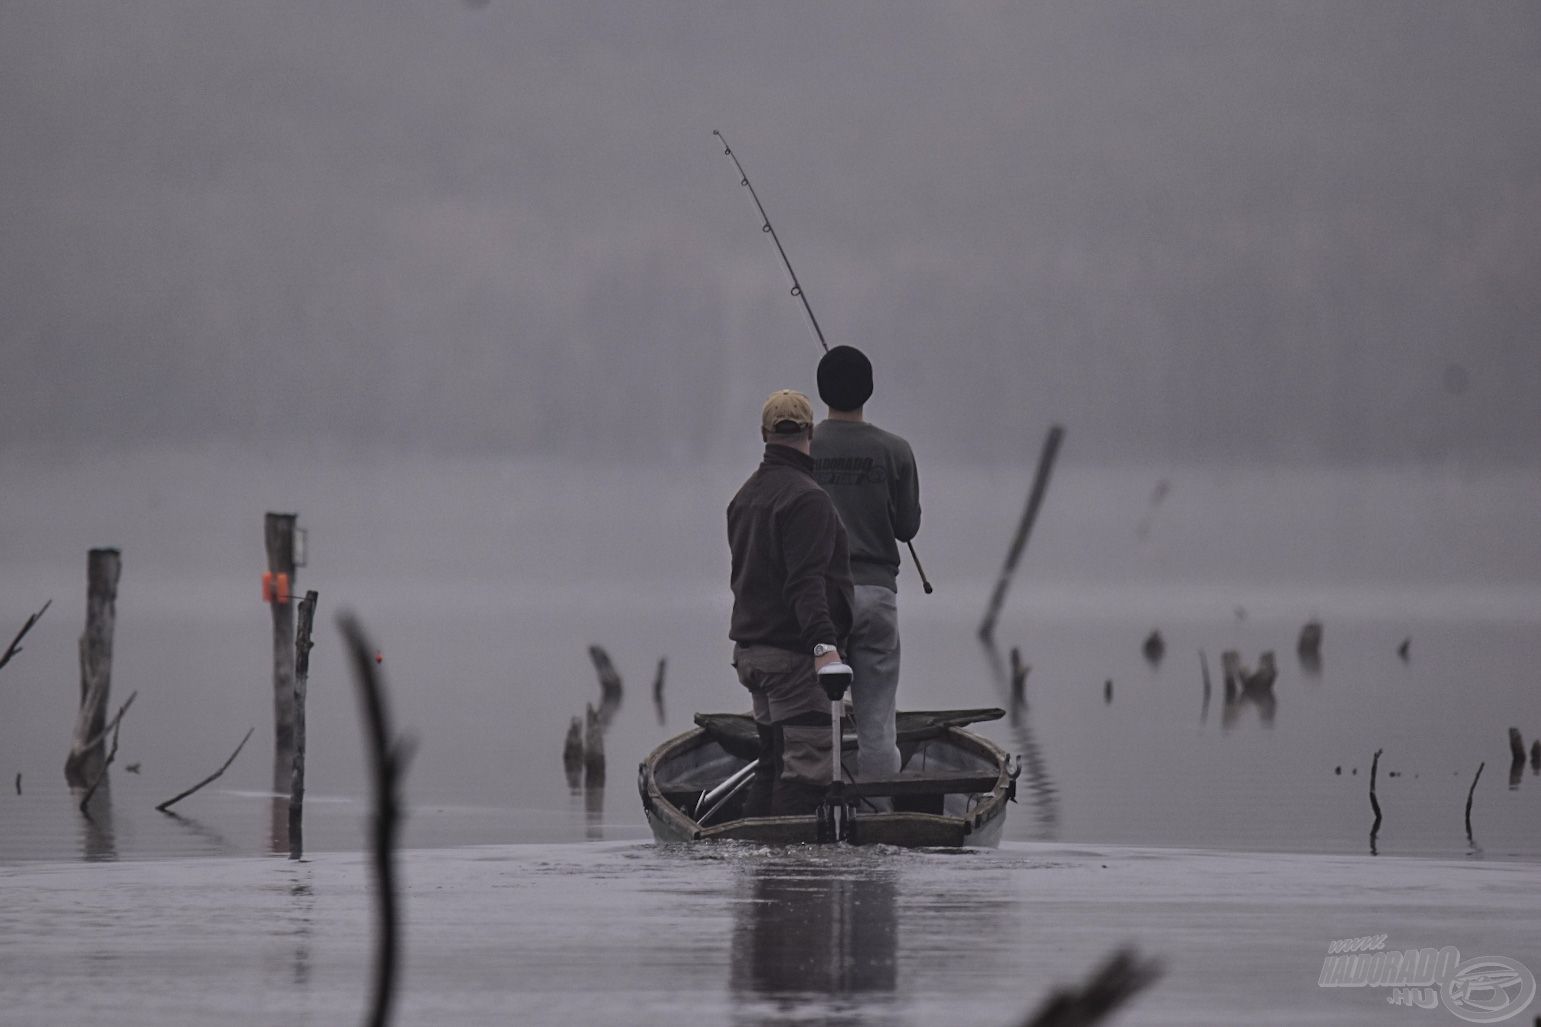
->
xmin=1297 ymin=619 xmax=1323 ymax=656
xmin=583 ymin=702 xmax=605 ymax=785
xmin=1141 ymin=630 xmax=1164 ymax=665
xmin=561 ymin=715 xmax=583 ymax=788
xmin=65 ymin=549 xmax=121 ymax=788
xmin=289 ymin=590 xmax=318 ymax=860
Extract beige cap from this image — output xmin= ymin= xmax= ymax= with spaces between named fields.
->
xmin=761 ymin=389 xmax=814 ymax=434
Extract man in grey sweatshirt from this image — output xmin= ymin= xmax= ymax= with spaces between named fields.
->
xmin=810 ymin=346 xmax=921 ymax=802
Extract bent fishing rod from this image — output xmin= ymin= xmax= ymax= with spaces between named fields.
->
xmin=712 ymin=129 xmax=934 ymax=595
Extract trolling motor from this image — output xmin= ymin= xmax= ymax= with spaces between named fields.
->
xmin=815 ymin=659 xmax=856 ymax=843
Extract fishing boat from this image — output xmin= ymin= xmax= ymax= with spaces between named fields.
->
xmin=637 ymin=708 xmax=1016 ymax=847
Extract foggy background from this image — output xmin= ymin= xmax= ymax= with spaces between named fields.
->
xmin=3 ymin=3 xmax=1538 ymax=466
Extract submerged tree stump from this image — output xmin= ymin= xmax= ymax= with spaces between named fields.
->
xmin=65 ymin=549 xmax=121 ymax=788
xmin=1297 ymin=619 xmax=1323 ymax=656
xmin=583 ymin=702 xmax=605 ymax=785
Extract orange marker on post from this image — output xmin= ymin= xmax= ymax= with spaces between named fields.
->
xmin=261 ymin=571 xmax=275 ymax=603
xmin=275 ymin=572 xmax=291 ymax=604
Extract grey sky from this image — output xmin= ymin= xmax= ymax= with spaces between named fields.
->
xmin=2 ymin=3 xmax=1537 ymax=463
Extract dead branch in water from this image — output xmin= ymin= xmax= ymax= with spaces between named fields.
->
xmin=77 ymin=691 xmax=137 ymax=815
xmin=979 ymin=424 xmax=1064 ymax=642
xmin=155 ymin=727 xmax=255 ymax=813
xmin=1368 ymin=748 xmax=1384 ymax=851
xmin=652 ymin=657 xmax=667 ymax=725
xmin=588 ymin=644 xmax=623 ymax=726
xmin=1017 ymin=946 xmax=1163 ymax=1027
xmin=339 ymin=613 xmax=413 ymax=1027
xmin=0 ymin=599 xmax=51 ymax=673
xmin=1464 ymin=762 xmax=1484 ymax=844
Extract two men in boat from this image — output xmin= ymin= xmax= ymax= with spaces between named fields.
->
xmin=727 ymin=355 xmax=922 ymax=817
xmin=727 ymin=389 xmax=854 ymax=815
xmin=810 ymin=346 xmax=921 ymax=807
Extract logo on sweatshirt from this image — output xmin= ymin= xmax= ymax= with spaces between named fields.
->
xmin=814 ymin=456 xmax=885 ymax=486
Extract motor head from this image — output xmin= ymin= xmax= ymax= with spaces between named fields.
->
xmin=816 ymin=660 xmax=853 ymax=702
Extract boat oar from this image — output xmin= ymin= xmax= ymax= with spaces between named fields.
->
xmin=695 ymin=759 xmax=759 ymax=819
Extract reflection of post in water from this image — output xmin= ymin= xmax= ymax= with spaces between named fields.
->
xmin=77 ymin=779 xmax=118 ymax=862
xmin=284 ymin=868 xmax=316 ymax=988
xmin=1218 ymin=651 xmax=1278 ymax=729
xmin=270 ymin=793 xmax=291 ymax=855
xmin=584 ymin=776 xmax=604 ymax=841
xmin=729 ymin=860 xmax=897 ymax=1011
xmin=982 ymin=640 xmax=1059 ymax=839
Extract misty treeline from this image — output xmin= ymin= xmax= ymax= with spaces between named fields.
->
xmin=2 ymin=4 xmax=1537 ymax=465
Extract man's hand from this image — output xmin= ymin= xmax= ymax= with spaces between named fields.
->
xmin=814 ymin=649 xmax=841 ymax=672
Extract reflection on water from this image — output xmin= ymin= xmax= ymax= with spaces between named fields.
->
xmin=980 ymin=641 xmax=1059 ymax=840
xmin=1221 ymin=676 xmax=1278 ymax=729
xmin=162 ymin=810 xmax=234 ymax=853
xmin=729 ymin=858 xmax=897 ymax=1025
xmin=75 ymin=780 xmax=117 ymax=862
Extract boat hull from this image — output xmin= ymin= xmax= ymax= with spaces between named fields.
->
xmin=638 ymin=715 xmax=1012 ymax=848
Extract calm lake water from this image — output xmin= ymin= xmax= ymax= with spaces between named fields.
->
xmin=2 ymin=447 xmax=1539 ymax=1023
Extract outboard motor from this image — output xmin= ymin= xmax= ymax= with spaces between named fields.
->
xmin=815 ymin=660 xmax=855 ymax=842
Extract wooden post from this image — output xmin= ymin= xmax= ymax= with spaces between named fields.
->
xmin=979 ymin=425 xmax=1064 ymax=641
xmin=289 ymin=590 xmax=318 ymax=860
xmin=266 ymin=513 xmax=299 ymax=791
xmin=65 ymin=549 xmax=121 ymax=787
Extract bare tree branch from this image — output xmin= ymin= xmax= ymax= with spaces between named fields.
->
xmin=155 ymin=727 xmax=255 ymax=813
xmin=0 ymin=599 xmax=52 ymax=673
xmin=339 ymin=612 xmax=413 ymax=1027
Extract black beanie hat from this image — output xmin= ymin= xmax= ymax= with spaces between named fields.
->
xmin=817 ymin=345 xmax=873 ymax=411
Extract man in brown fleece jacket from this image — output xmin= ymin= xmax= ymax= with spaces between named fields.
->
xmin=728 ymin=389 xmax=855 ymax=816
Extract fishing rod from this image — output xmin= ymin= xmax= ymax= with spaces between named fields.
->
xmin=713 ymin=130 xmax=827 ymax=354
xmin=711 ymin=129 xmax=934 ymax=595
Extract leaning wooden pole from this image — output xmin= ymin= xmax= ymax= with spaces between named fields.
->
xmin=979 ymin=425 xmax=1065 ymax=641
xmin=340 ymin=613 xmax=412 ymax=1027
xmin=289 ymin=590 xmax=318 ymax=861
xmin=266 ymin=513 xmax=299 ymax=792
xmin=65 ymin=549 xmax=121 ymax=787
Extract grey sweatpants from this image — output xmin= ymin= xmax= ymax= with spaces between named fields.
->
xmin=847 ymin=584 xmax=902 ymax=785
